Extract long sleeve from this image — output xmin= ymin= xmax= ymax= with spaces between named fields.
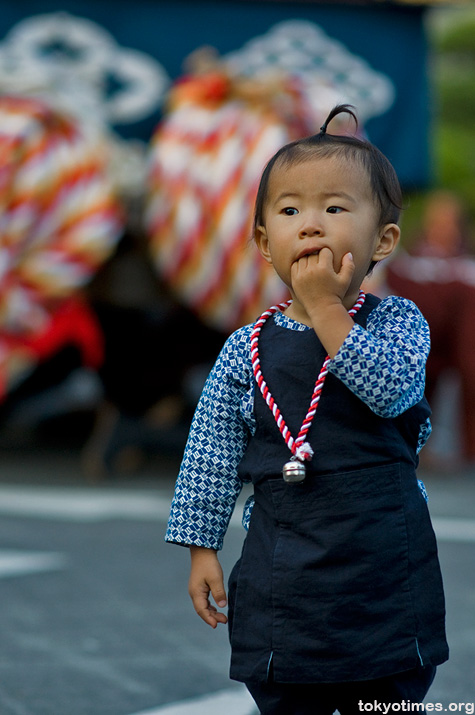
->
xmin=165 ymin=325 xmax=255 ymax=550
xmin=329 ymin=295 xmax=430 ymax=418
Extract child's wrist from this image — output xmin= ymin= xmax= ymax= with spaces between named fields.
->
xmin=189 ymin=544 xmax=219 ymax=561
xmin=307 ymin=297 xmax=346 ymax=323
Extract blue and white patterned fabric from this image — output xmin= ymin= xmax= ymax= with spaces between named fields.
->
xmin=166 ymin=295 xmax=431 ymax=551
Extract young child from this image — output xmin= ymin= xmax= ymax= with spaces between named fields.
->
xmin=165 ymin=105 xmax=448 ymax=714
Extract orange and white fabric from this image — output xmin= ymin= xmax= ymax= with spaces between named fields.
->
xmin=0 ymin=95 xmax=124 ymax=399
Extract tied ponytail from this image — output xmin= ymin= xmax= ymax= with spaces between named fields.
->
xmin=319 ymin=103 xmax=358 ymax=136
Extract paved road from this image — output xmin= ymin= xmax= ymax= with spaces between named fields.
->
xmin=0 ymin=445 xmax=473 ymax=715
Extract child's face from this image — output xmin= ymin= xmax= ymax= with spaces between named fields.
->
xmin=255 ymin=155 xmax=399 ymax=311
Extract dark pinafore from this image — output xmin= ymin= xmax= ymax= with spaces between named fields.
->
xmin=228 ymin=293 xmax=448 ymax=685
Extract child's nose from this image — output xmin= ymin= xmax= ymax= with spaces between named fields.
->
xmin=298 ymin=217 xmax=322 ymax=238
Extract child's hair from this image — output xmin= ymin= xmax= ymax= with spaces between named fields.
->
xmin=253 ymin=104 xmax=403 ymax=233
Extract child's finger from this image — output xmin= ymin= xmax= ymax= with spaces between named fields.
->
xmin=210 ymin=580 xmax=227 ymax=610
xmin=192 ymin=596 xmax=228 ymax=628
xmin=339 ymin=251 xmax=355 ymax=282
xmin=315 ymin=246 xmax=335 ymax=272
xmin=209 ymin=604 xmax=228 ymax=626
xmin=190 ymin=588 xmax=219 ymax=627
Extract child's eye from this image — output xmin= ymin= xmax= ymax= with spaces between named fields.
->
xmin=327 ymin=206 xmax=343 ymax=214
xmin=282 ymin=207 xmax=298 ymax=216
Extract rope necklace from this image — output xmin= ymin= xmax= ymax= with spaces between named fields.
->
xmin=251 ymin=290 xmax=366 ymax=483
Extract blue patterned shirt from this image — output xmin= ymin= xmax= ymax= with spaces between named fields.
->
xmin=166 ymin=295 xmax=431 ymax=550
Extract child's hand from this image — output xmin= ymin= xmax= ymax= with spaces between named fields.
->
xmin=291 ymin=247 xmax=355 ymax=311
xmin=189 ymin=546 xmax=228 ymax=628
xmin=290 ymin=248 xmax=357 ymax=357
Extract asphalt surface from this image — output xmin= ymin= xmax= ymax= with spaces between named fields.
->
xmin=0 ymin=422 xmax=474 ymax=715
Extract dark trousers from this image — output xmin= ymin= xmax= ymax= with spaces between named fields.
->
xmin=245 ymin=664 xmax=437 ymax=715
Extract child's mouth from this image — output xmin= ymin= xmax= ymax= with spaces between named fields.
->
xmin=297 ymin=249 xmax=320 ymax=260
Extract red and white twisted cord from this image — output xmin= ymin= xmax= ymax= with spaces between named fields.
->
xmin=251 ymin=290 xmax=366 ymax=462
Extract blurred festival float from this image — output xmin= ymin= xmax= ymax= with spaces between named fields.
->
xmin=0 ymin=12 xmax=168 ymax=403
xmin=145 ymin=21 xmax=395 ymax=333
xmin=0 ymin=97 xmax=124 ymax=402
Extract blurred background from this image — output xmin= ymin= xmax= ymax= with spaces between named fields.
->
xmin=0 ymin=0 xmax=473 ymax=475
xmin=0 ymin=2 xmax=474 ymax=714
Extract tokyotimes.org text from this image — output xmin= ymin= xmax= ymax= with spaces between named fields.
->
xmin=358 ymin=702 xmax=474 ymax=714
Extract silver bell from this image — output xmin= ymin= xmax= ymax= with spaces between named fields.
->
xmin=282 ymin=460 xmax=306 ymax=484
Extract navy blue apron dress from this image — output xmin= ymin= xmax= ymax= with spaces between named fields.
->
xmin=228 ymin=293 xmax=448 ymax=685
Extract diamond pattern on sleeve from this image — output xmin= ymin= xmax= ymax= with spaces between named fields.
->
xmin=329 ymin=296 xmax=431 ymax=418
xmin=165 ymin=325 xmax=255 ymax=550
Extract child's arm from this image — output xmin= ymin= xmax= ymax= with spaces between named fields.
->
xmin=189 ymin=546 xmax=228 ymax=628
xmin=165 ymin=326 xmax=254 ymax=624
xmin=166 ymin=327 xmax=252 ymax=550
xmin=289 ymin=247 xmax=429 ymax=418
xmin=329 ymin=294 xmax=431 ymax=418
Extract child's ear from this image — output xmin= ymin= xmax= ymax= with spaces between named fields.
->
xmin=372 ymin=223 xmax=400 ymax=263
xmin=255 ymin=225 xmax=273 ymax=265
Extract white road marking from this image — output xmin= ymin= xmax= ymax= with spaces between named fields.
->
xmin=130 ymin=686 xmax=255 ymax=715
xmin=432 ymin=517 xmax=475 ymax=543
xmin=0 ymin=486 xmax=171 ymax=522
xmin=0 ymin=549 xmax=66 ymax=578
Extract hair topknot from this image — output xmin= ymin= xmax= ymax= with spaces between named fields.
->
xmin=319 ymin=103 xmax=358 ymax=136
xmin=253 ymin=104 xmax=402 ymax=233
